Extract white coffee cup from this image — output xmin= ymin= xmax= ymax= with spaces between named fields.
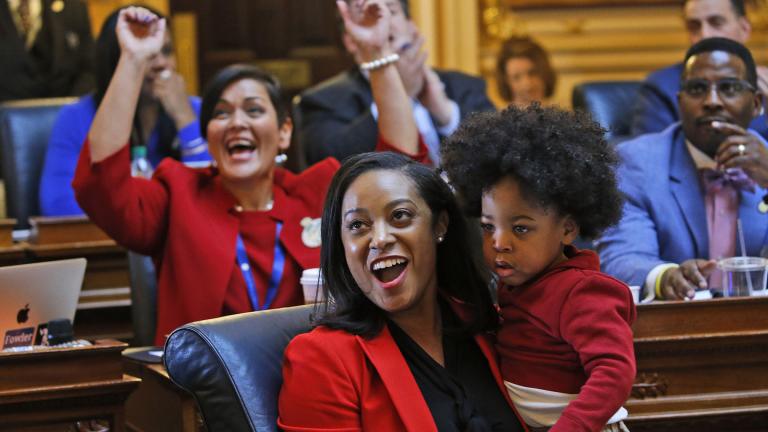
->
xmin=629 ymin=285 xmax=641 ymax=304
xmin=300 ymin=268 xmax=324 ymax=304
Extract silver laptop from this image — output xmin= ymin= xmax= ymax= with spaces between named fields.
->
xmin=0 ymin=258 xmax=86 ymax=349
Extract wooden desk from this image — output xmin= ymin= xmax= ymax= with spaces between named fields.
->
xmin=0 ymin=340 xmax=140 ymax=431
xmin=122 ymin=355 xmax=201 ymax=432
xmin=625 ymin=296 xmax=768 ymax=431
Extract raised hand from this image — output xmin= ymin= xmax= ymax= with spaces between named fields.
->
xmin=337 ymin=0 xmax=393 ymax=61
xmin=116 ymin=7 xmax=166 ymax=63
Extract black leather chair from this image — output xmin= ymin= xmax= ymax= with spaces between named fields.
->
xmin=0 ymin=97 xmax=76 ymax=228
xmin=128 ymin=252 xmax=158 ymax=346
xmin=572 ymin=81 xmax=642 ymax=145
xmin=164 ymin=305 xmax=314 ymax=432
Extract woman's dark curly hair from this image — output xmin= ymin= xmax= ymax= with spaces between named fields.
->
xmin=440 ymin=103 xmax=623 ymax=239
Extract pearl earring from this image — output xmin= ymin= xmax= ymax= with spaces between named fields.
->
xmin=437 ymin=235 xmax=444 ymax=243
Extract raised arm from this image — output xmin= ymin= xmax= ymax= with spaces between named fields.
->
xmin=337 ymin=0 xmax=419 ymax=156
xmin=88 ymin=7 xmax=166 ymax=162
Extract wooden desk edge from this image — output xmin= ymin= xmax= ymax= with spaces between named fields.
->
xmin=0 ymin=339 xmax=128 ymax=359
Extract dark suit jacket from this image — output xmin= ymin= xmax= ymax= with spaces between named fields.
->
xmin=0 ymin=0 xmax=94 ymax=102
xmin=298 ymin=68 xmax=495 ymax=165
xmin=629 ymin=62 xmax=768 ymax=140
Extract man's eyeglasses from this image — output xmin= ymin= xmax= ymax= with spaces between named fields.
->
xmin=681 ymin=78 xmax=756 ymax=99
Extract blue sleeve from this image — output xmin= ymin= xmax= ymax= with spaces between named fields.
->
xmin=177 ymin=97 xmax=211 ymax=164
xmin=596 ymin=143 xmax=665 ymax=285
xmin=38 ymin=99 xmax=93 ymax=216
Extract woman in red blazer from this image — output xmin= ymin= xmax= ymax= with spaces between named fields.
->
xmin=278 ymin=151 xmax=528 ymax=431
xmin=72 ymin=6 xmax=427 ymax=345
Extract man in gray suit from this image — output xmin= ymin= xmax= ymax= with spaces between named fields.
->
xmin=598 ymin=37 xmax=768 ymax=301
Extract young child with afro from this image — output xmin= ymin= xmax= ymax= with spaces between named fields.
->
xmin=441 ymin=104 xmax=636 ymax=432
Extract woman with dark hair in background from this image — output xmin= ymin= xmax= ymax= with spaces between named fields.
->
xmin=72 ymin=3 xmax=425 ymax=345
xmin=496 ymin=36 xmax=556 ymax=108
xmin=278 ymin=151 xmax=526 ymax=431
xmin=39 ymin=4 xmax=210 ymax=216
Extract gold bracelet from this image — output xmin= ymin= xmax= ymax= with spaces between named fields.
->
xmin=360 ymin=53 xmax=400 ymax=72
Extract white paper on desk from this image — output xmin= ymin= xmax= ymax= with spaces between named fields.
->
xmin=693 ymin=290 xmax=713 ymax=300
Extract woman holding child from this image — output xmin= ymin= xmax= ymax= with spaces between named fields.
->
xmin=72 ymin=4 xmax=426 ymax=345
xmin=281 ymin=104 xmax=637 ymax=432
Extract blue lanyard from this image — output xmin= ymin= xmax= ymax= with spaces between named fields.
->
xmin=235 ymin=222 xmax=284 ymax=311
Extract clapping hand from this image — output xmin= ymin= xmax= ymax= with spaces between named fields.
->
xmin=116 ymin=7 xmax=166 ymax=63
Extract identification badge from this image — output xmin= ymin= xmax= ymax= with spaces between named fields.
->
xmin=300 ymin=217 xmax=322 ymax=248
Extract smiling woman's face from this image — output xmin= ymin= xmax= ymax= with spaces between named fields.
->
xmin=340 ymin=169 xmax=446 ymax=319
xmin=205 ymin=78 xmax=291 ymax=183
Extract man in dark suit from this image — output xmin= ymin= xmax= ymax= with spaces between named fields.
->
xmin=0 ymin=0 xmax=94 ymax=102
xmin=298 ymin=0 xmax=494 ymax=165
xmin=629 ymin=0 xmax=767 ymax=140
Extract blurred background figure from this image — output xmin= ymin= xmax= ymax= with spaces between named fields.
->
xmin=496 ymin=36 xmax=556 ymax=108
xmin=0 ymin=0 xmax=94 ymax=102
xmin=38 ymin=5 xmax=210 ymax=217
xmin=298 ymin=0 xmax=494 ymax=166
xmin=630 ymin=0 xmax=767 ymax=140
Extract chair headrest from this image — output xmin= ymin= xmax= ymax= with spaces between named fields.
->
xmin=572 ymin=81 xmax=642 ymax=143
xmin=164 ymin=305 xmax=314 ymax=432
xmin=0 ymin=97 xmax=77 ymax=228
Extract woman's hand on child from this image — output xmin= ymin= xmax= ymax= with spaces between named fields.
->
xmin=116 ymin=7 xmax=166 ymax=64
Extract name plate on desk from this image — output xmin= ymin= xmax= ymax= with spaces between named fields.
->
xmin=29 ymin=216 xmax=112 ymax=245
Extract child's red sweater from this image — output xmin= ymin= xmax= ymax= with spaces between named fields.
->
xmin=497 ymin=246 xmax=636 ymax=432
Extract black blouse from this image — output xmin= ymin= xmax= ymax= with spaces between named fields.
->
xmin=388 ymin=307 xmax=524 ymax=432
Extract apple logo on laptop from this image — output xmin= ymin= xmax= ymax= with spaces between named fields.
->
xmin=16 ymin=304 xmax=29 ymax=324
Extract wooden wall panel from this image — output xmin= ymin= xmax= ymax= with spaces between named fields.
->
xmin=170 ymin=0 xmax=351 ymax=99
xmin=480 ymin=3 xmax=768 ymax=108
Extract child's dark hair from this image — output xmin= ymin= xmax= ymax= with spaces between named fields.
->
xmin=440 ymin=103 xmax=623 ymax=239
